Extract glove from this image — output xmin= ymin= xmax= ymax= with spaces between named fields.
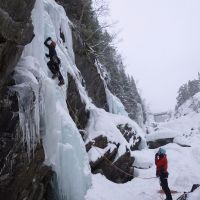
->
xmin=45 ymin=53 xmax=50 ymax=57
xmin=46 ymin=37 xmax=52 ymax=41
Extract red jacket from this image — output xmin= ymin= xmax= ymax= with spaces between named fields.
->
xmin=155 ymin=155 xmax=168 ymax=177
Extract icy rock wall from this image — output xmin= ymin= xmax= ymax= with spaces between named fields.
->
xmin=14 ymin=0 xmax=91 ymax=199
xmin=105 ymin=88 xmax=128 ymax=117
xmin=13 ymin=57 xmax=41 ymax=158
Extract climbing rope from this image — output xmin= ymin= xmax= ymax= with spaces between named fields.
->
xmin=51 ymin=42 xmax=158 ymax=178
xmin=58 ymin=79 xmax=187 ymax=200
xmin=63 ymin=95 xmax=158 ymax=179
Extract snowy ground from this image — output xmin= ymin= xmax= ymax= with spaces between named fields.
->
xmin=86 ymin=143 xmax=200 ymax=200
xmin=86 ymin=112 xmax=200 ymax=200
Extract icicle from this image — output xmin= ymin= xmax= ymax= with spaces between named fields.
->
xmin=105 ymin=88 xmax=128 ymax=116
xmin=12 ymin=57 xmax=42 ymax=159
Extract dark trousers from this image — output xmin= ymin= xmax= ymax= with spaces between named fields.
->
xmin=47 ymin=61 xmax=64 ymax=84
xmin=160 ymin=177 xmax=173 ymax=200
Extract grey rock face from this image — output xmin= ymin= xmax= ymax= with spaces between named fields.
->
xmin=91 ymin=149 xmax=134 ymax=183
xmin=0 ymin=79 xmax=54 ymax=200
xmin=72 ymin=31 xmax=109 ymax=111
xmin=57 ymin=0 xmax=108 ymax=110
xmin=86 ymin=134 xmax=135 ymax=183
xmin=86 ymin=135 xmax=108 ymax=152
xmin=117 ymin=123 xmax=142 ymax=151
xmin=0 ymin=1 xmax=56 ymax=199
xmin=147 ymin=138 xmax=174 ymax=149
xmin=55 ymin=0 xmax=83 ymax=22
xmin=67 ymin=73 xmax=89 ymax=130
xmin=0 ymin=0 xmax=35 ymax=88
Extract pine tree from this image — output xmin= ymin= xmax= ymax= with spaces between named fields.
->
xmin=176 ymin=84 xmax=189 ymax=108
xmin=188 ymin=79 xmax=200 ymax=97
xmin=64 ymin=0 xmax=146 ymax=125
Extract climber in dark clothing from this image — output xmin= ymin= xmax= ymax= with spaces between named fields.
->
xmin=44 ymin=37 xmax=64 ymax=86
xmin=155 ymin=148 xmax=173 ymax=200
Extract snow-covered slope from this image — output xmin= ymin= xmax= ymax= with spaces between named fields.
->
xmin=86 ymin=108 xmax=146 ymax=158
xmin=146 ymin=93 xmax=200 ymax=147
xmin=85 ymin=95 xmax=200 ymax=199
xmin=86 ymin=133 xmax=200 ymax=200
xmin=176 ymin=92 xmax=200 ymax=117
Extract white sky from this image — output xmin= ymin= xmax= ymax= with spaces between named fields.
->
xmin=107 ymin=0 xmax=200 ymax=112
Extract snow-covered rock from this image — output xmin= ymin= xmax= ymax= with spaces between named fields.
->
xmin=176 ymin=92 xmax=200 ymax=117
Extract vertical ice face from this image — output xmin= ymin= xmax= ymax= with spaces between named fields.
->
xmin=105 ymin=88 xmax=128 ymax=116
xmin=13 ymin=57 xmax=42 ymax=159
xmin=14 ymin=0 xmax=91 ymax=199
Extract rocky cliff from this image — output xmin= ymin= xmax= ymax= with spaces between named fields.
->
xmin=0 ymin=1 xmax=54 ymax=200
xmin=0 ymin=0 xmax=35 ymax=88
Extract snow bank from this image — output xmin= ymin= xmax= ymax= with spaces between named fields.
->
xmin=132 ymin=149 xmax=154 ymax=169
xmin=86 ymin=89 xmax=200 ymax=200
xmin=88 ymin=144 xmax=116 ymax=162
xmin=86 ymin=99 xmax=200 ymax=200
xmin=188 ymin=188 xmax=200 ymax=200
xmin=160 ymin=113 xmax=200 ymax=135
xmin=176 ymin=92 xmax=200 ymax=117
xmin=146 ymin=110 xmax=200 ymax=145
xmin=146 ymin=128 xmax=179 ymax=142
xmin=86 ymin=142 xmax=200 ymax=200
xmin=86 ymin=108 xmax=146 ymax=157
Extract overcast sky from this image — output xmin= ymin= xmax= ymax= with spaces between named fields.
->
xmin=107 ymin=0 xmax=200 ymax=113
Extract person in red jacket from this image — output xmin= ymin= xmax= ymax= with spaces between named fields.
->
xmin=155 ymin=148 xmax=173 ymax=200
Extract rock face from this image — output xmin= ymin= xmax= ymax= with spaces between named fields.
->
xmin=86 ymin=135 xmax=108 ymax=152
xmin=67 ymin=73 xmax=89 ymax=130
xmin=72 ymin=31 xmax=109 ymax=111
xmin=147 ymin=138 xmax=174 ymax=149
xmin=0 ymin=0 xmax=35 ymax=88
xmin=117 ymin=123 xmax=142 ymax=151
xmin=0 ymin=1 xmax=55 ymax=199
xmin=55 ymin=0 xmax=83 ymax=22
xmin=0 ymin=80 xmax=53 ymax=200
xmin=59 ymin=0 xmax=108 ymax=111
xmin=86 ymin=133 xmax=136 ymax=183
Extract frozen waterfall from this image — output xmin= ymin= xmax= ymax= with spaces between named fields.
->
xmin=13 ymin=0 xmax=91 ymax=199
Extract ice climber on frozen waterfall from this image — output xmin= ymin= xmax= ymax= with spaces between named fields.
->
xmin=44 ymin=37 xmax=65 ymax=86
xmin=155 ymin=148 xmax=173 ymax=200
